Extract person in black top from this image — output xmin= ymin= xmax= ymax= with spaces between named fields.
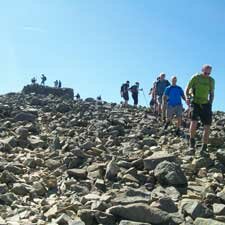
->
xmin=31 ymin=77 xmax=37 ymax=85
xmin=41 ymin=74 xmax=47 ymax=85
xmin=129 ymin=82 xmax=142 ymax=107
xmin=120 ymin=81 xmax=130 ymax=106
xmin=58 ymin=80 xmax=62 ymax=88
xmin=75 ymin=93 xmax=81 ymax=100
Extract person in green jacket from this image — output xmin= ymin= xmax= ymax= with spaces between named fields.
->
xmin=186 ymin=64 xmax=215 ymax=157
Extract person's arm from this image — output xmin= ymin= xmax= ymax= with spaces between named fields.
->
xmin=163 ymin=94 xmax=167 ymax=105
xmin=209 ymin=79 xmax=215 ymax=104
xmin=162 ymin=87 xmax=169 ymax=106
xmin=185 ymin=76 xmax=195 ymax=105
xmin=167 ymin=80 xmax=171 ymax=87
xmin=180 ymin=88 xmax=186 ymax=102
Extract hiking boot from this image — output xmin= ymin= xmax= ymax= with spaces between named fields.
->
xmin=199 ymin=144 xmax=209 ymax=158
xmin=164 ymin=122 xmax=169 ymax=130
xmin=189 ymin=138 xmax=195 ymax=148
xmin=175 ymin=128 xmax=180 ymax=136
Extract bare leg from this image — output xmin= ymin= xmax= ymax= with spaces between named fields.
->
xmin=203 ymin=125 xmax=210 ymax=144
xmin=158 ymin=103 xmax=162 ymax=115
xmin=177 ymin=117 xmax=182 ymax=129
xmin=190 ymin=120 xmax=197 ymax=139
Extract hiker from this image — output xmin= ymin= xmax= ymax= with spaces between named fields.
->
xmin=163 ymin=76 xmax=186 ymax=136
xmin=97 ymin=95 xmax=102 ymax=101
xmin=155 ymin=73 xmax=170 ymax=119
xmin=129 ymin=82 xmax=142 ymax=107
xmin=186 ymin=64 xmax=215 ymax=157
xmin=54 ymin=80 xmax=58 ymax=88
xmin=149 ymin=77 xmax=159 ymax=112
xmin=75 ymin=93 xmax=81 ymax=100
xmin=31 ymin=77 xmax=37 ymax=85
xmin=120 ymin=81 xmax=130 ymax=106
xmin=41 ymin=74 xmax=47 ymax=85
xmin=58 ymin=80 xmax=62 ymax=88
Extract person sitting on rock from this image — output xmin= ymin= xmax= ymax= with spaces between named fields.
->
xmin=97 ymin=95 xmax=102 ymax=101
xmin=31 ymin=77 xmax=37 ymax=85
xmin=41 ymin=74 xmax=47 ymax=85
xmin=54 ymin=80 xmax=58 ymax=88
xmin=163 ymin=76 xmax=187 ymax=136
xmin=129 ymin=82 xmax=142 ymax=107
xmin=120 ymin=81 xmax=130 ymax=106
xmin=75 ymin=93 xmax=81 ymax=100
xmin=186 ymin=64 xmax=215 ymax=157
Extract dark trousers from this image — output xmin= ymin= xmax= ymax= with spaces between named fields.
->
xmin=132 ymin=93 xmax=138 ymax=105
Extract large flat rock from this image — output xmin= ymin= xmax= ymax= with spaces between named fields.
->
xmin=144 ymin=151 xmax=176 ymax=170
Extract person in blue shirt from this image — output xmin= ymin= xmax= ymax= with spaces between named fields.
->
xmin=163 ymin=76 xmax=187 ymax=135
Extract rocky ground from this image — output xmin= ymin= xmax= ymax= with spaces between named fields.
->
xmin=0 ymin=89 xmax=225 ymax=225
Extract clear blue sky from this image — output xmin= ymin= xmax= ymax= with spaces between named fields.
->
xmin=1 ymin=0 xmax=225 ymax=110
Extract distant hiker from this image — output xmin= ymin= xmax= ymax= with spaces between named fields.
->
xmin=149 ymin=77 xmax=159 ymax=112
xmin=31 ymin=77 xmax=36 ymax=84
xmin=129 ymin=82 xmax=142 ymax=107
xmin=41 ymin=74 xmax=47 ymax=85
xmin=31 ymin=77 xmax=37 ymax=85
xmin=97 ymin=95 xmax=102 ymax=101
xmin=54 ymin=80 xmax=58 ymax=88
xmin=75 ymin=93 xmax=81 ymax=100
xmin=155 ymin=73 xmax=170 ymax=119
xmin=120 ymin=81 xmax=130 ymax=106
xmin=186 ymin=64 xmax=215 ymax=157
xmin=163 ymin=76 xmax=186 ymax=136
xmin=58 ymin=80 xmax=62 ymax=88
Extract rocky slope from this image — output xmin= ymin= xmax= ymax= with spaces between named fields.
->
xmin=0 ymin=89 xmax=225 ymax=225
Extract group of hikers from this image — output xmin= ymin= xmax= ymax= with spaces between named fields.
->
xmin=31 ymin=75 xmax=62 ymax=88
xmin=54 ymin=80 xmax=62 ymax=88
xmin=120 ymin=81 xmax=143 ymax=107
xmin=120 ymin=64 xmax=215 ymax=157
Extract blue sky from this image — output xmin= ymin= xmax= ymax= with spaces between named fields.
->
xmin=1 ymin=0 xmax=225 ymax=110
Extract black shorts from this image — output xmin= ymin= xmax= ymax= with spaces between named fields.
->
xmin=150 ymin=98 xmax=155 ymax=106
xmin=122 ymin=92 xmax=129 ymax=101
xmin=190 ymin=103 xmax=212 ymax=125
xmin=132 ymin=93 xmax=138 ymax=105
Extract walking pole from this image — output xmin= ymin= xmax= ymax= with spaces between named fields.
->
xmin=142 ymin=89 xmax=148 ymax=107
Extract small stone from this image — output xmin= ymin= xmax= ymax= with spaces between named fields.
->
xmin=0 ymin=170 xmax=17 ymax=184
xmin=0 ymin=184 xmax=8 ymax=194
xmin=194 ymin=218 xmax=225 ymax=225
xmin=31 ymin=182 xmax=47 ymax=197
xmin=67 ymin=169 xmax=87 ymax=180
xmin=213 ymin=203 xmax=225 ymax=215
xmin=119 ymin=221 xmax=151 ymax=225
xmin=154 ymin=161 xmax=187 ymax=187
xmin=14 ymin=112 xmax=36 ymax=122
xmin=55 ymin=213 xmax=72 ymax=225
xmin=181 ymin=199 xmax=213 ymax=220
xmin=95 ymin=179 xmax=106 ymax=192
xmin=11 ymin=183 xmax=30 ymax=196
xmin=107 ymin=203 xmax=170 ymax=224
xmin=105 ymin=160 xmax=120 ymax=180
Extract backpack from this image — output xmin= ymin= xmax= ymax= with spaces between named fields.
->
xmin=130 ymin=85 xmax=138 ymax=94
xmin=121 ymin=84 xmax=127 ymax=93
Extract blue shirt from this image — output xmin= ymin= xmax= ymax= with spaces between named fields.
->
xmin=164 ymin=85 xmax=184 ymax=106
